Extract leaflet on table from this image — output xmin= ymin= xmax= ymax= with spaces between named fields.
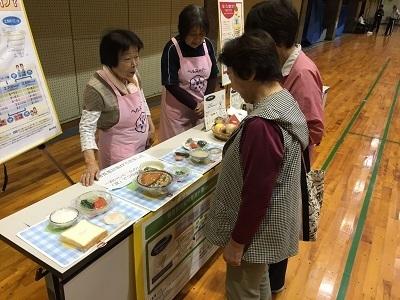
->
xmin=203 ymin=90 xmax=227 ymax=131
xmin=229 ymin=88 xmax=253 ymax=113
xmin=97 ymin=152 xmax=157 ymax=190
xmin=218 ymin=0 xmax=244 ymax=86
xmin=0 ymin=1 xmax=62 ymax=164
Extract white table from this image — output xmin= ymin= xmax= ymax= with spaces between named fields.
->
xmin=0 ymin=125 xmax=224 ymax=300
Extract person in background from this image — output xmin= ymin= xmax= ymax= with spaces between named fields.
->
xmin=205 ymin=30 xmax=309 ymax=300
xmin=245 ymin=0 xmax=324 ymax=294
xmin=159 ymin=4 xmax=219 ymax=142
xmin=372 ymin=4 xmax=384 ymax=34
xmin=79 ymin=30 xmax=155 ymax=186
xmin=384 ymin=5 xmax=400 ymax=36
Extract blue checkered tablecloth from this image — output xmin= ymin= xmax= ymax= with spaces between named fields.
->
xmin=17 ymin=196 xmax=149 ymax=268
xmin=159 ymin=143 xmax=223 ymax=175
xmin=111 ymin=164 xmax=203 ymax=211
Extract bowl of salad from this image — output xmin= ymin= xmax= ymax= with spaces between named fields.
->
xmin=76 ymin=191 xmax=112 ymax=217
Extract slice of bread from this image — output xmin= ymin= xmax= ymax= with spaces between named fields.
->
xmin=60 ymin=220 xmax=107 ymax=251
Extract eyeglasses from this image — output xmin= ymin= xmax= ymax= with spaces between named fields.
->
xmin=119 ymin=56 xmax=140 ymax=66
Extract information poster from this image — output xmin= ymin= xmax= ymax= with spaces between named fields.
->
xmin=203 ymin=90 xmax=227 ymax=131
xmin=218 ymin=0 xmax=244 ymax=86
xmin=134 ymin=175 xmax=219 ymax=300
xmin=0 ymin=0 xmax=61 ymax=164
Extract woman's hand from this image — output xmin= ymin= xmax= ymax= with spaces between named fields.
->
xmin=194 ymin=102 xmax=204 ymax=118
xmin=223 ymin=238 xmax=245 ymax=266
xmin=80 ymin=150 xmax=99 ymax=186
xmin=147 ymin=118 xmax=156 ymax=148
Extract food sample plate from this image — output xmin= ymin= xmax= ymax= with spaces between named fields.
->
xmin=182 ymin=138 xmax=208 ymax=150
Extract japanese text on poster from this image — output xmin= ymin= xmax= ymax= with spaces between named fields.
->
xmin=218 ymin=0 xmax=244 ymax=86
xmin=0 ymin=0 xmax=61 ymax=164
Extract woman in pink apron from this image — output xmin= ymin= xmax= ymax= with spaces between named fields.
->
xmin=79 ymin=30 xmax=155 ymax=186
xmin=159 ymin=4 xmax=219 ymax=142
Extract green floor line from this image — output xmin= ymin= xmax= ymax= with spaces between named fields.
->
xmin=336 ymin=80 xmax=400 ymax=300
xmin=348 ymin=132 xmax=400 ymax=145
xmin=321 ymin=59 xmax=390 ymax=171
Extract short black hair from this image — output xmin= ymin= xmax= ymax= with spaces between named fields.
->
xmin=178 ymin=4 xmax=209 ymax=38
xmin=219 ymin=30 xmax=282 ymax=82
xmin=100 ymin=30 xmax=143 ymax=68
xmin=245 ymin=0 xmax=299 ymax=48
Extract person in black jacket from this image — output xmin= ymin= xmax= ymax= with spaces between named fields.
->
xmin=372 ymin=4 xmax=384 ymax=34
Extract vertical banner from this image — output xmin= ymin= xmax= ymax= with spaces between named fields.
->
xmin=203 ymin=90 xmax=227 ymax=131
xmin=0 ymin=0 xmax=61 ymax=164
xmin=218 ymin=0 xmax=244 ymax=86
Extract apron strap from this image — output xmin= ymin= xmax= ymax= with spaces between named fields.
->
xmin=171 ymin=37 xmax=183 ymax=59
xmin=202 ymin=39 xmax=209 ymax=55
xmin=172 ymin=37 xmax=209 ymax=58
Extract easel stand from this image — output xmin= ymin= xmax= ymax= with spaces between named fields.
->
xmin=37 ymin=144 xmax=75 ymax=185
xmin=2 ymin=164 xmax=8 ymax=192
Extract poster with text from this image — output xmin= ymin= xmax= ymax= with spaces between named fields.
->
xmin=0 ymin=0 xmax=61 ymax=164
xmin=134 ymin=175 xmax=219 ymax=300
xmin=218 ymin=0 xmax=244 ymax=86
xmin=203 ymin=90 xmax=227 ymax=131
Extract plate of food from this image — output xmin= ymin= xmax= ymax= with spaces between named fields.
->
xmin=139 ymin=160 xmax=165 ymax=172
xmin=76 ymin=191 xmax=112 ymax=217
xmin=136 ymin=170 xmax=173 ymax=196
xmin=182 ymin=138 xmax=208 ymax=150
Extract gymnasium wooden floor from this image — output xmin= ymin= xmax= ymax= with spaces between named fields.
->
xmin=1 ymin=30 xmax=400 ymax=299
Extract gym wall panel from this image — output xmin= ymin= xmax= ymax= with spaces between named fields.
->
xmin=69 ymin=0 xmax=130 ymax=109
xmin=129 ymin=1 xmax=171 ymax=97
xmin=24 ymin=0 xmax=79 ymax=122
xmin=23 ymin=0 xmax=203 ymax=123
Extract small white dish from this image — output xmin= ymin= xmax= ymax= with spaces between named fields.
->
xmin=49 ymin=207 xmax=79 ymax=229
xmin=171 ymin=166 xmax=190 ymax=182
xmin=139 ymin=160 xmax=165 ymax=172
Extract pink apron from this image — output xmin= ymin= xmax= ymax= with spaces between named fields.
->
xmin=159 ymin=37 xmax=212 ymax=142
xmin=96 ymin=70 xmax=148 ymax=169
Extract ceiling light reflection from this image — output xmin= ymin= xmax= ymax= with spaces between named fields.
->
xmin=353 ymin=179 xmax=365 ymax=193
xmin=363 ymin=155 xmax=374 ymax=168
xmin=340 ymin=216 xmax=354 ymax=235
xmin=319 ymin=277 xmax=334 ymax=297
xmin=370 ymin=138 xmax=380 ymax=150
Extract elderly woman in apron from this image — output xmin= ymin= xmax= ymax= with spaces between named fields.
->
xmin=79 ymin=30 xmax=155 ymax=186
xmin=159 ymin=4 xmax=219 ymax=141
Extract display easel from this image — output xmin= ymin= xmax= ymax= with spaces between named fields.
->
xmin=0 ymin=1 xmax=65 ymax=192
xmin=2 ymin=164 xmax=8 ymax=192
